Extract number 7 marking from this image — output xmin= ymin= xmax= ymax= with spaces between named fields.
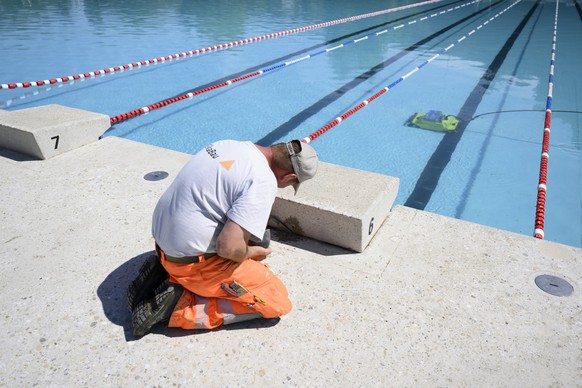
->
xmin=51 ymin=135 xmax=59 ymax=149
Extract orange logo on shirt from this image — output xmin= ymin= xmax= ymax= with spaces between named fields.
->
xmin=220 ymin=160 xmax=235 ymax=171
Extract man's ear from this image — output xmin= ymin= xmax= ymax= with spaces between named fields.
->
xmin=283 ymin=172 xmax=298 ymax=184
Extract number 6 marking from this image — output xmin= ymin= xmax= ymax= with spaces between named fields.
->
xmin=368 ymin=217 xmax=374 ymax=235
xmin=51 ymin=135 xmax=59 ymax=149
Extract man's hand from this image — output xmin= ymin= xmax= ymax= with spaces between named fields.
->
xmin=249 ymin=247 xmax=272 ymax=261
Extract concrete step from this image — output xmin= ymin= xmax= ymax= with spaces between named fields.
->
xmin=0 ymin=104 xmax=110 ymax=160
xmin=269 ymin=161 xmax=399 ymax=252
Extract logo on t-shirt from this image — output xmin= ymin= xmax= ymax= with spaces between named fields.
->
xmin=205 ymin=144 xmax=219 ymax=159
xmin=220 ymin=160 xmax=235 ymax=171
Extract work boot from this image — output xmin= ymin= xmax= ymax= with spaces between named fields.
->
xmin=131 ymin=279 xmax=184 ymax=337
xmin=126 ymin=254 xmax=168 ymax=311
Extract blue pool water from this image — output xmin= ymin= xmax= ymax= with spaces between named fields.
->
xmin=1 ymin=0 xmax=581 ymax=247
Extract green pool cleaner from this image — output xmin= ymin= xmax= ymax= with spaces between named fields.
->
xmin=406 ymin=110 xmax=460 ymax=131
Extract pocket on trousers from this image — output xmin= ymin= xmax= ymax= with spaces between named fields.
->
xmin=221 ymin=275 xmax=292 ymax=318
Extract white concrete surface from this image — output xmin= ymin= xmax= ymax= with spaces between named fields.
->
xmin=0 ymin=104 xmax=110 ymax=159
xmin=271 ymin=162 xmax=399 ymax=252
xmin=1 ymin=137 xmax=580 ymax=387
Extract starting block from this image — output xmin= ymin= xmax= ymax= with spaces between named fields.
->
xmin=269 ymin=161 xmax=399 ymax=252
xmin=0 ymin=104 xmax=110 ymax=160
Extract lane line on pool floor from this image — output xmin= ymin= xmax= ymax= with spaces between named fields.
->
xmin=404 ymin=0 xmax=540 ymax=210
xmin=453 ymin=1 xmax=546 ymax=220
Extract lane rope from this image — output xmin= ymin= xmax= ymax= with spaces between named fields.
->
xmin=0 ymin=0 xmax=443 ymax=90
xmin=300 ymin=0 xmax=523 ymax=143
xmin=533 ymin=0 xmax=559 ymax=240
xmin=109 ymin=0 xmax=479 ymax=125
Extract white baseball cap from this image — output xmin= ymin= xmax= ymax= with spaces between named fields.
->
xmin=286 ymin=140 xmax=318 ymax=194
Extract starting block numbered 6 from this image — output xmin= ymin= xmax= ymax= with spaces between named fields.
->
xmin=269 ymin=161 xmax=399 ymax=252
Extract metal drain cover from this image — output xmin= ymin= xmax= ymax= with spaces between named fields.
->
xmin=143 ymin=171 xmax=169 ymax=181
xmin=535 ymin=274 xmax=573 ymax=297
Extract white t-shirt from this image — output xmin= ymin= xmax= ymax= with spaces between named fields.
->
xmin=152 ymin=140 xmax=277 ymax=257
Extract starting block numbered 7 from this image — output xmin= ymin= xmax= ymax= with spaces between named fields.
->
xmin=0 ymin=104 xmax=110 ymax=160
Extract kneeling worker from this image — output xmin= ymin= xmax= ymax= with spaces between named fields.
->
xmin=127 ymin=139 xmax=318 ymax=336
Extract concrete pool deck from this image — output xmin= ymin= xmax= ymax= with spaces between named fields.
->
xmin=1 ymin=136 xmax=581 ymax=386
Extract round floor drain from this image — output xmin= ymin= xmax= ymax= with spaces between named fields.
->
xmin=143 ymin=171 xmax=169 ymax=181
xmin=535 ymin=274 xmax=573 ymax=297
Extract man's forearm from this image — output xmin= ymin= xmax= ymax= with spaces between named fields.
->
xmin=223 ymin=245 xmax=271 ymax=262
xmin=216 ymin=219 xmax=271 ymax=262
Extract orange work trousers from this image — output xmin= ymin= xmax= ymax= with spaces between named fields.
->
xmin=160 ymin=253 xmax=292 ymax=330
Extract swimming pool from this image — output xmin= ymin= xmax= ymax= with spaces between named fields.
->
xmin=1 ymin=0 xmax=581 ymax=248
